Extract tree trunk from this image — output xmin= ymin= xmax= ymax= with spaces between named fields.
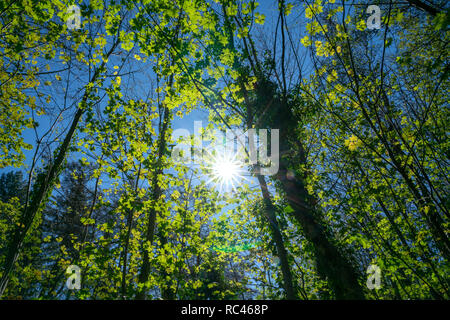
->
xmin=274 ymin=161 xmax=365 ymax=299
xmin=0 ymin=40 xmax=118 ymax=297
xmin=257 ymin=174 xmax=297 ymax=299
xmin=135 ymin=105 xmax=171 ymax=300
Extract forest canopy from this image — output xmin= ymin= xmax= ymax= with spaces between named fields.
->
xmin=0 ymin=0 xmax=448 ymax=300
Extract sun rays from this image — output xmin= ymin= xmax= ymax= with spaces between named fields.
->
xmin=203 ymin=151 xmax=246 ymax=193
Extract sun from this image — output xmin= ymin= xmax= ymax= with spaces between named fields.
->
xmin=212 ymin=156 xmax=239 ymax=183
xmin=205 ymin=153 xmax=245 ymax=192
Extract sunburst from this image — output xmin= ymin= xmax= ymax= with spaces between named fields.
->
xmin=203 ymin=151 xmax=246 ymax=193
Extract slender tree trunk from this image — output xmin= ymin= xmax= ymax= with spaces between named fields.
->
xmin=406 ymin=0 xmax=440 ymax=16
xmin=135 ymin=105 xmax=171 ymax=300
xmin=257 ymin=174 xmax=297 ymax=299
xmin=354 ymin=88 xmax=450 ymax=259
xmin=120 ymin=164 xmax=142 ymax=299
xmin=1 ymin=83 xmax=94 ymax=298
xmin=0 ymin=108 xmax=82 ymax=297
xmin=0 ymin=40 xmax=118 ymax=297
xmin=158 ymin=232 xmax=177 ymax=299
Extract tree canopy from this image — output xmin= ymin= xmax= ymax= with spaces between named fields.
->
xmin=0 ymin=0 xmax=448 ymax=300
